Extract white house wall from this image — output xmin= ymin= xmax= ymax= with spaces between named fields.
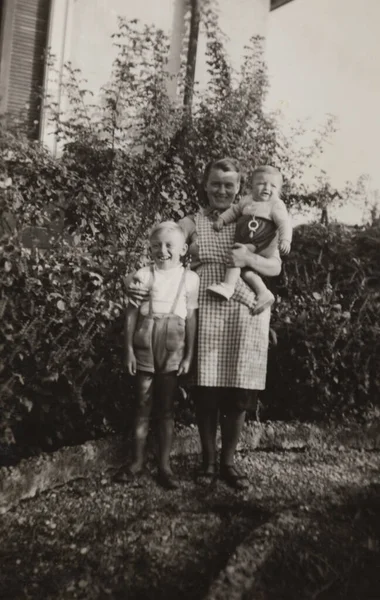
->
xmin=42 ymin=0 xmax=271 ymax=152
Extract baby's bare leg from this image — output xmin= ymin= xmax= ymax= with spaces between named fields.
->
xmin=224 ymin=267 xmax=240 ymax=287
xmin=242 ymin=270 xmax=275 ymax=315
xmin=207 ymin=243 xmax=255 ymax=301
xmin=207 ymin=267 xmax=241 ymax=300
xmin=241 ymin=270 xmax=268 ymax=295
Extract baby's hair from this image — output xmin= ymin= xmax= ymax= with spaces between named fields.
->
xmin=149 ymin=221 xmax=185 ymax=242
xmin=252 ymin=165 xmax=283 ymax=187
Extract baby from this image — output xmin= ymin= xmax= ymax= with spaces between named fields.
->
xmin=207 ymin=165 xmax=292 ymax=314
xmin=115 ymin=221 xmax=199 ymax=490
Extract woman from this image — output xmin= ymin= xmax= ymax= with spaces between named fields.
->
xmin=179 ymin=158 xmax=281 ymax=490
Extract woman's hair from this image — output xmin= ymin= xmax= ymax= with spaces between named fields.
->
xmin=149 ymin=220 xmax=185 ymax=242
xmin=252 ymin=165 xmax=283 ymax=188
xmin=200 ymin=157 xmax=243 ymax=205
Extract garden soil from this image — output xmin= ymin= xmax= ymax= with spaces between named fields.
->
xmin=0 ymin=447 xmax=379 ymax=599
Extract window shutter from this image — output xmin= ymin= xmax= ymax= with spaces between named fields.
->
xmin=4 ymin=0 xmax=51 ymax=138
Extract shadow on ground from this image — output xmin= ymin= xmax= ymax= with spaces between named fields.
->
xmin=0 ymin=454 xmax=268 ymax=600
xmin=1 ymin=450 xmax=379 ymax=600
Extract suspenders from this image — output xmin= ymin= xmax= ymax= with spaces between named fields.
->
xmin=147 ymin=266 xmax=187 ymax=318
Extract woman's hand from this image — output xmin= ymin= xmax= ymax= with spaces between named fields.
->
xmin=226 ymin=243 xmax=250 ymax=268
xmin=227 ymin=243 xmax=282 ymax=277
xmin=124 ymin=272 xmax=149 ymax=305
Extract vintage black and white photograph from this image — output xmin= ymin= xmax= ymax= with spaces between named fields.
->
xmin=0 ymin=0 xmax=379 ymax=598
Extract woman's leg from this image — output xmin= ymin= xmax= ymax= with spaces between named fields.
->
xmin=219 ymin=389 xmax=257 ymax=489
xmin=193 ymin=386 xmax=219 ymax=473
xmin=219 ymin=406 xmax=246 ymax=468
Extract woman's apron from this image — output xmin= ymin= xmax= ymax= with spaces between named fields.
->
xmin=194 ymin=213 xmax=270 ymax=390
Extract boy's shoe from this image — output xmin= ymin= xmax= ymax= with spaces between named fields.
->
xmin=220 ymin=464 xmax=250 ymax=490
xmin=253 ymin=289 xmax=275 ymax=315
xmin=207 ymin=282 xmax=235 ymax=300
xmin=157 ymin=470 xmax=179 ymax=490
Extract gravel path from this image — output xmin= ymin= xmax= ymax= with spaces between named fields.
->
xmin=1 ymin=449 xmax=379 ymax=600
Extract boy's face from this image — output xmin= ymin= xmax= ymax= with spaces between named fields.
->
xmin=150 ymin=229 xmax=187 ymax=270
xmin=252 ymin=173 xmax=281 ymax=202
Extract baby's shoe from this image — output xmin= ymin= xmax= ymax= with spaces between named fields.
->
xmin=253 ymin=289 xmax=275 ymax=315
xmin=207 ymin=282 xmax=235 ymax=300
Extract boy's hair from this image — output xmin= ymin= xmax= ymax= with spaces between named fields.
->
xmin=252 ymin=165 xmax=283 ymax=187
xmin=149 ymin=221 xmax=185 ymax=242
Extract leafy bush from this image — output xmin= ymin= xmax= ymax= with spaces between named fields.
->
xmin=0 ymin=8 xmax=353 ymax=459
xmin=263 ymin=222 xmax=380 ymax=422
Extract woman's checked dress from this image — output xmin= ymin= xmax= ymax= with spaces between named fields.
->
xmin=191 ymin=211 xmax=271 ymax=390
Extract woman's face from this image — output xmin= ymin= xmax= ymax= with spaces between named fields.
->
xmin=204 ymin=168 xmax=240 ymax=211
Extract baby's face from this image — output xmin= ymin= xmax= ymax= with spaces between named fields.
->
xmin=150 ymin=229 xmax=187 ymax=270
xmin=252 ymin=173 xmax=281 ymax=202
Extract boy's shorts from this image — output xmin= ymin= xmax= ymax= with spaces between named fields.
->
xmin=235 ymin=216 xmax=277 ymax=253
xmin=133 ymin=313 xmax=186 ymax=373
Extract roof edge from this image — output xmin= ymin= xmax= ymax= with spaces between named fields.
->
xmin=270 ymin=0 xmax=295 ymax=11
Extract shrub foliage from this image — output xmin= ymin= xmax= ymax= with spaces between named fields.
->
xmin=264 ymin=222 xmax=380 ymax=422
xmin=0 ymin=9 xmax=377 ymax=457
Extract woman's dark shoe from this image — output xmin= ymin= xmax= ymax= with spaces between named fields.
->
xmin=195 ymin=464 xmax=217 ymax=485
xmin=113 ymin=466 xmax=143 ymax=484
xmin=157 ymin=470 xmax=179 ymax=490
xmin=220 ymin=464 xmax=250 ymax=490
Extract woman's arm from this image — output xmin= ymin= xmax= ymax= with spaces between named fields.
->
xmin=226 ymin=242 xmax=282 ymax=277
xmin=124 ymin=270 xmax=150 ymax=305
xmin=178 ymin=216 xmax=196 ymax=242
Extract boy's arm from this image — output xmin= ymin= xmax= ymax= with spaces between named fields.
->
xmin=124 ymin=304 xmax=139 ymax=376
xmin=178 ymin=309 xmax=197 ymax=376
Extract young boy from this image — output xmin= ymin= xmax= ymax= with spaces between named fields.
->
xmin=207 ymin=165 xmax=292 ymax=314
xmin=115 ymin=222 xmax=199 ymax=490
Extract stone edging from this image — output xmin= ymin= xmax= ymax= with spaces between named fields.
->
xmin=0 ymin=435 xmax=126 ymax=515
xmin=203 ymin=511 xmax=302 ymax=600
xmin=1 ymin=422 xmax=379 ymax=514
xmin=240 ymin=420 xmax=380 ymax=452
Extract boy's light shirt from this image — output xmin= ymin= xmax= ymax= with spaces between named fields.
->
xmin=221 ymin=195 xmax=293 ymax=244
xmin=136 ymin=264 xmax=199 ymax=320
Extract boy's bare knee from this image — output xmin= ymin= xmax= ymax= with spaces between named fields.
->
xmin=135 ymin=419 xmax=149 ymax=439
